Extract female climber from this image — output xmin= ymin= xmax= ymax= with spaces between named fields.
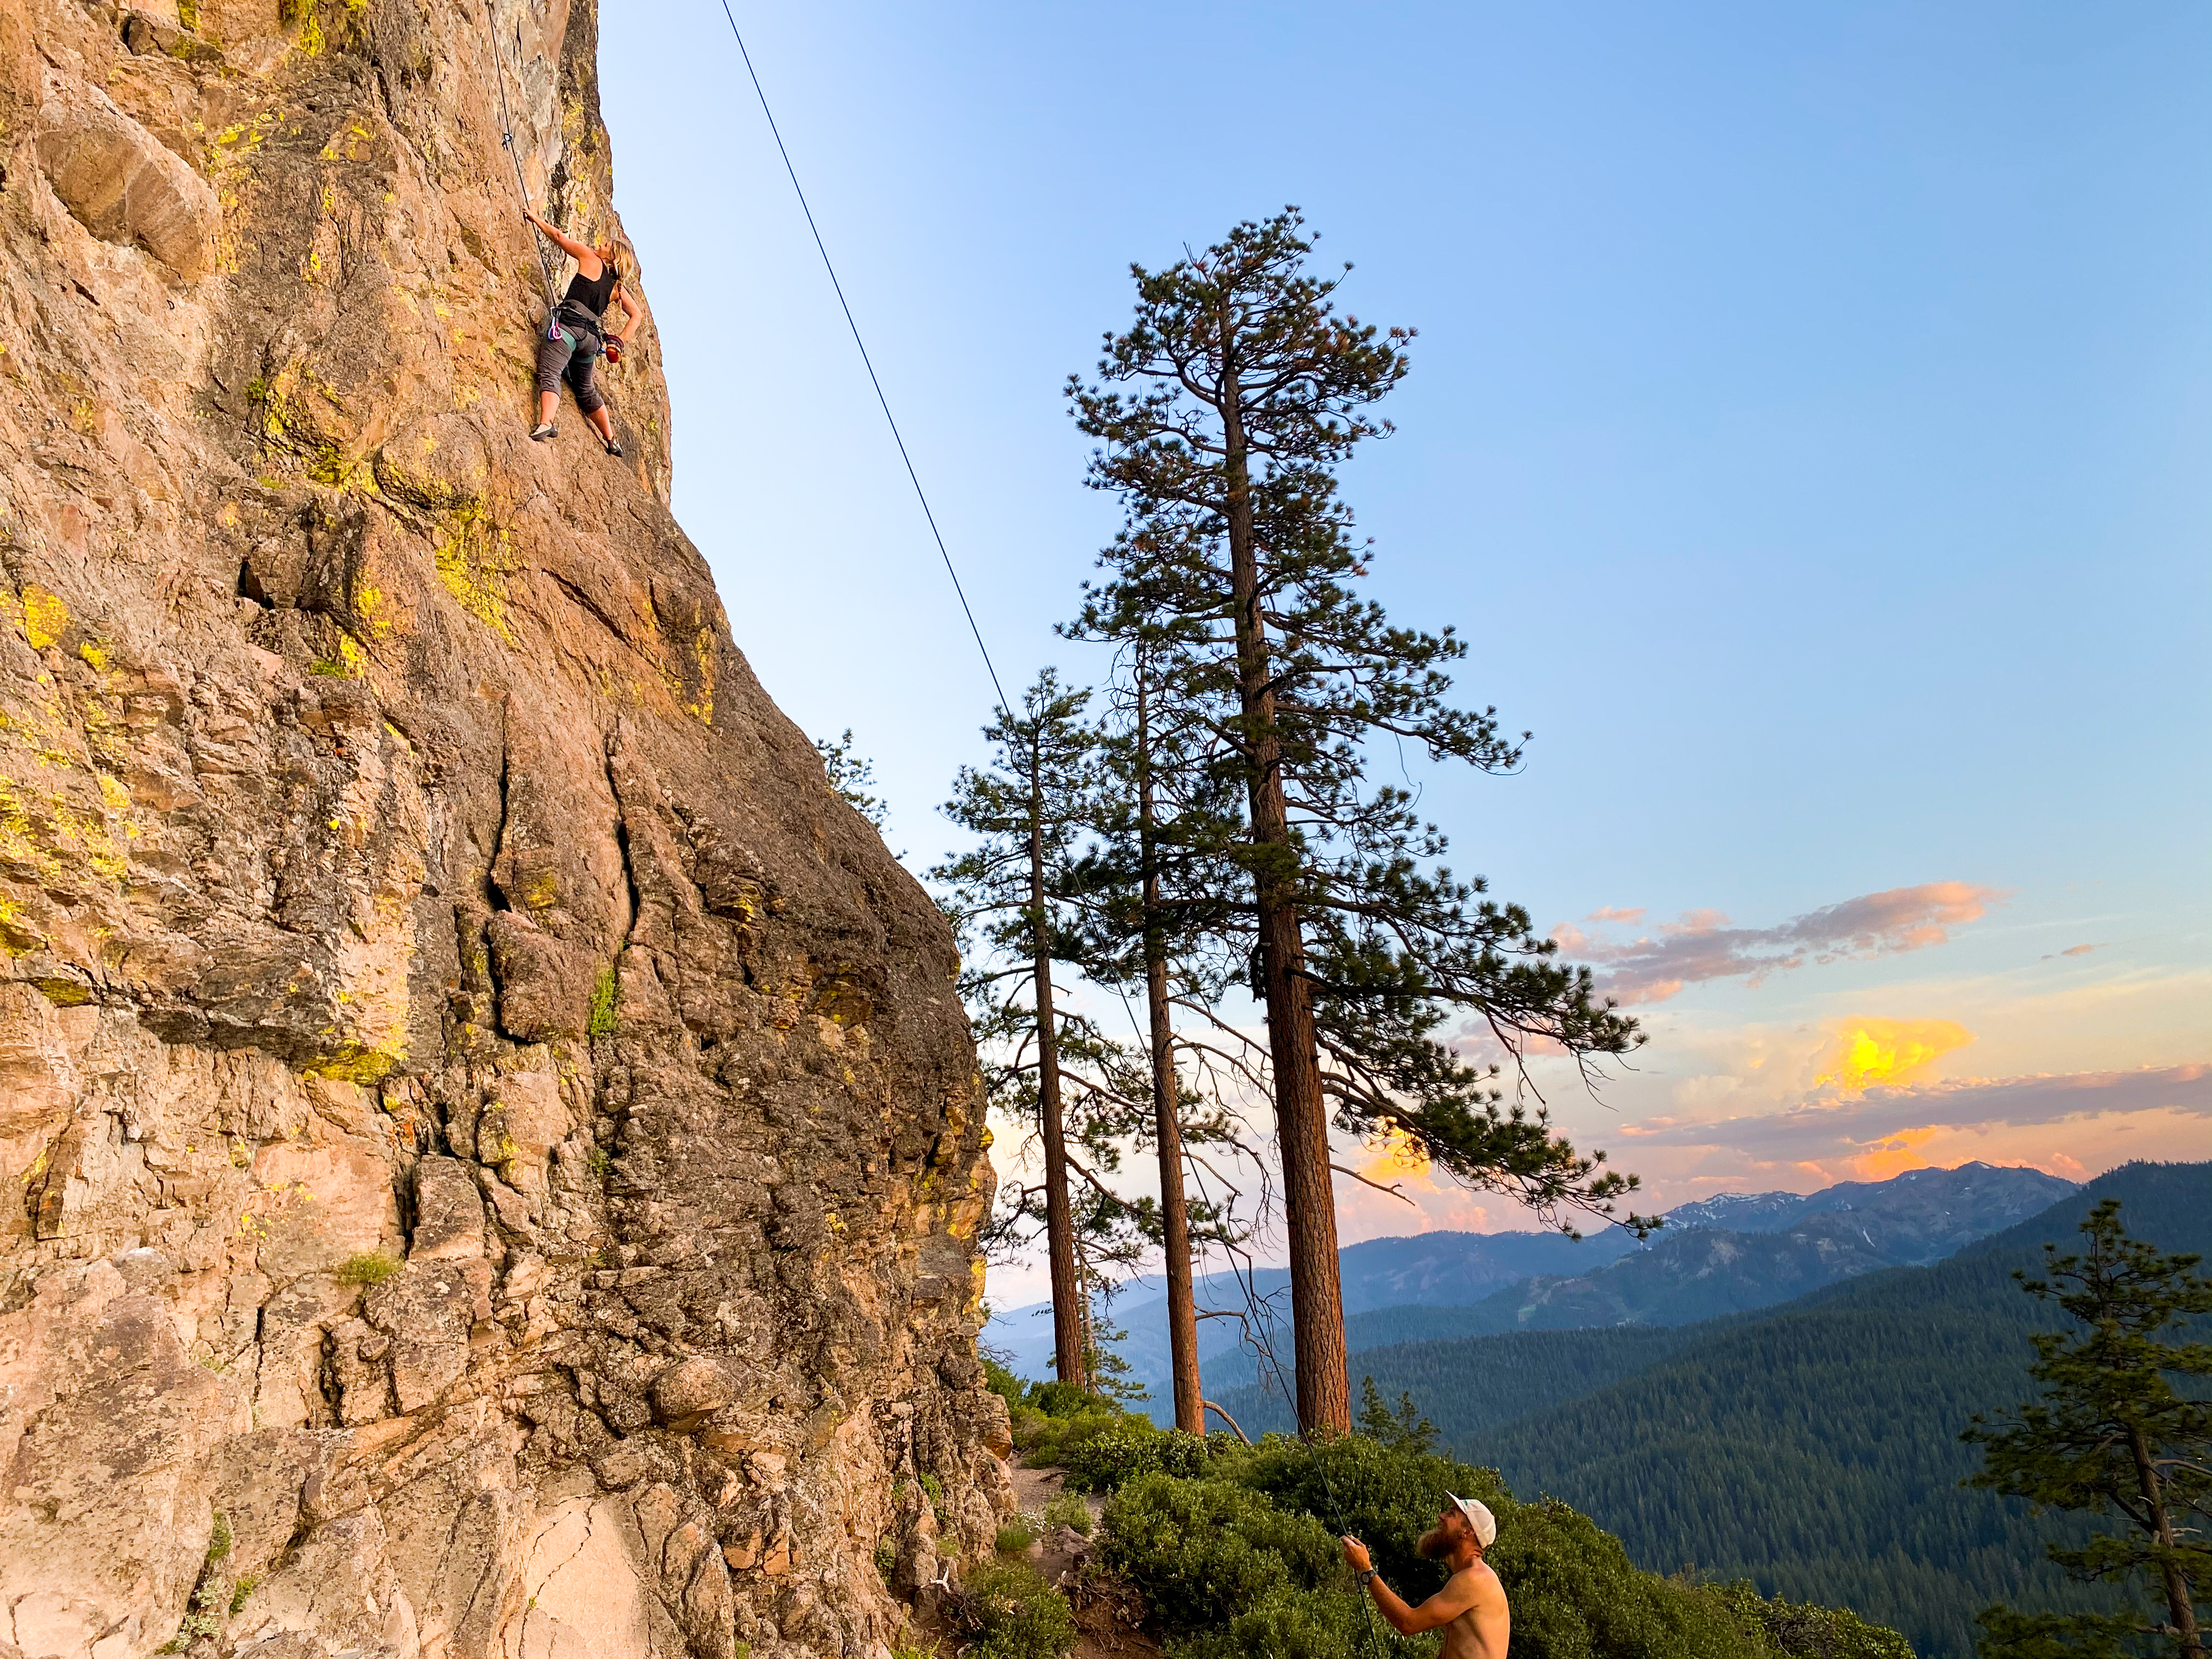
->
xmin=523 ymin=208 xmax=642 ymax=457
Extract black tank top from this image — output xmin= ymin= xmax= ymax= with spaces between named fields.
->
xmin=562 ymin=263 xmax=618 ymax=323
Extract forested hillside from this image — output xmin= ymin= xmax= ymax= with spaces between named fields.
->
xmin=1475 ymin=1161 xmax=2212 ymax=1658
xmin=1215 ymin=1323 xmax=1699 ymax=1440
xmin=1165 ymin=1163 xmax=2070 ymax=1421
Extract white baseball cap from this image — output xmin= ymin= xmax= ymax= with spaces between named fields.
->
xmin=1446 ymin=1493 xmax=1497 ymax=1549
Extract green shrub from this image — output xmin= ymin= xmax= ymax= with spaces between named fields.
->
xmin=1042 ymin=1491 xmax=1093 ymax=1537
xmin=1030 ymin=1380 xmax=1094 ymax=1418
xmin=1063 ymin=1426 xmax=1216 ymax=1493
xmin=1096 ymin=1435 xmax=1915 ymax=1659
xmin=996 ymin=1515 xmax=1037 ymax=1553
xmin=1014 ymin=1390 xmax=1154 ymax=1470
xmin=587 ymin=966 xmax=619 ymax=1037
xmin=336 ymin=1251 xmax=402 ymax=1288
xmin=984 ymin=1356 xmax=1028 ymax=1412
xmin=1199 ymin=1586 xmax=1387 ymax=1659
xmin=872 ymin=1537 xmax=898 ymax=1584
xmin=1710 ymin=1582 xmax=1916 ymax=1659
xmin=1099 ymin=1471 xmax=1404 ymax=1659
xmin=1102 ymin=1472 xmax=1339 ymax=1629
xmin=1490 ymin=1495 xmax=1767 ymax=1659
xmin=947 ymin=1560 xmax=1078 ymax=1659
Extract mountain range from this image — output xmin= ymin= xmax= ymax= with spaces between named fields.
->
xmin=984 ymin=1161 xmax=2076 ymax=1414
xmin=986 ymin=1222 xmax=1640 ymax=1389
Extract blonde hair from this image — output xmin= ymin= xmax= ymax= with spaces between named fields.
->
xmin=595 ymin=236 xmax=630 ymax=291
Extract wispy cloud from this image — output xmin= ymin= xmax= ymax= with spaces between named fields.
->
xmin=2044 ymin=942 xmax=2102 ymax=960
xmin=1622 ymin=1063 xmax=2211 ymax=1161
xmin=1553 ymin=882 xmax=2004 ymax=1004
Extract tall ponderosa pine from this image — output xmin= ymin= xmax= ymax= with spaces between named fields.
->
xmin=932 ymin=673 xmax=1108 ymax=1389
xmin=1966 ymin=1199 xmax=2211 ymax=1659
xmin=1070 ymin=210 xmax=1646 ymax=1436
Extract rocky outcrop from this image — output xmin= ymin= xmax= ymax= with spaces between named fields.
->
xmin=0 ymin=3 xmax=1009 ymax=1659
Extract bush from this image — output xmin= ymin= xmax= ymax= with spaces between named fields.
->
xmin=336 ymin=1252 xmax=402 ymax=1288
xmin=984 ymin=1356 xmax=1028 ymax=1412
xmin=1710 ymin=1582 xmax=1916 ymax=1659
xmin=1014 ymin=1390 xmax=1153 ymax=1470
xmin=1491 ymin=1495 xmax=1767 ymax=1659
xmin=996 ymin=1516 xmax=1037 ymax=1554
xmin=1063 ymin=1426 xmax=1216 ymax=1493
xmin=1093 ymin=1435 xmax=1915 ymax=1659
xmin=1042 ymin=1491 xmax=1093 ymax=1537
xmin=947 ymin=1560 xmax=1078 ymax=1659
xmin=1101 ymin=1472 xmax=1340 ymax=1631
xmin=1099 ymin=1471 xmax=1411 ymax=1659
xmin=1030 ymin=1380 xmax=1094 ymax=1418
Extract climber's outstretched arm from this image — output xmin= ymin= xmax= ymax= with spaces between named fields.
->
xmin=523 ymin=209 xmax=597 ymax=271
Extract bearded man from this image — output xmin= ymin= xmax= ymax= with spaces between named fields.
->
xmin=1340 ymin=1494 xmax=1508 ymax=1659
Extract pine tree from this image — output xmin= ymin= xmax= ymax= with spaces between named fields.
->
xmin=1068 ymin=625 xmax=1251 ymax=1435
xmin=1068 ymin=210 xmax=1646 ymax=1435
xmin=933 ymin=672 xmax=1113 ymax=1389
xmin=1965 ymin=1199 xmax=2211 ymax=1658
xmin=814 ymin=728 xmax=888 ymax=828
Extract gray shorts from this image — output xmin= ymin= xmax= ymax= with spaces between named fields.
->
xmin=534 ymin=321 xmax=604 ymax=415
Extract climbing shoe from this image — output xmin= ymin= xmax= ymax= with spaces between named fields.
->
xmin=603 ymin=439 xmax=624 ymax=458
xmin=529 ymin=422 xmax=557 ymax=442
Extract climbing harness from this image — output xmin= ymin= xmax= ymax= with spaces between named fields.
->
xmin=477 ymin=0 xmax=562 ymax=335
xmin=710 ymin=2 xmax=1008 ymax=713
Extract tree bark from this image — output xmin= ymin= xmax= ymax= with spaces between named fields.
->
xmin=1217 ymin=327 xmax=1351 ymax=1438
xmin=1137 ymin=664 xmax=1205 ymax=1435
xmin=2129 ymin=1423 xmax=2203 ymax=1658
xmin=1029 ymin=744 xmax=1085 ymax=1390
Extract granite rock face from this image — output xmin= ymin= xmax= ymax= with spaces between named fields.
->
xmin=0 ymin=3 xmax=1010 ymax=1658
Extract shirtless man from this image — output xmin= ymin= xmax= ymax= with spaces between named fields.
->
xmin=1341 ymin=1494 xmax=1508 ymax=1659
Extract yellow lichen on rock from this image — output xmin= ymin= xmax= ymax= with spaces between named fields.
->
xmin=18 ymin=587 xmax=67 ymax=651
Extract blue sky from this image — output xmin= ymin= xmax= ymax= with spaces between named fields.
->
xmin=596 ymin=3 xmax=2210 ymax=1296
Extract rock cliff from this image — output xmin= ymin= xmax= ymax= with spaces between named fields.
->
xmin=0 ymin=3 xmax=1011 ymax=1658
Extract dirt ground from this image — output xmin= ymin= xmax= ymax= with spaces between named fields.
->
xmin=1008 ymin=1459 xmax=1156 ymax=1659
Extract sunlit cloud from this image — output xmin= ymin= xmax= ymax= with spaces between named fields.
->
xmin=1812 ymin=1018 xmax=1975 ymax=1092
xmin=1852 ymin=1125 xmax=1944 ymax=1181
xmin=1554 ymin=882 xmax=2004 ymax=1005
xmin=1355 ymin=1125 xmax=1432 ymax=1181
xmin=2044 ymin=942 xmax=2102 ymax=960
xmin=1622 ymin=1063 xmax=2210 ymax=1161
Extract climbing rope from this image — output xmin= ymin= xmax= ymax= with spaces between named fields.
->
xmin=1306 ymin=1435 xmax=1392 ymax=1658
xmin=709 ymin=2 xmax=1010 ymax=714
xmin=478 ymin=0 xmax=562 ymax=321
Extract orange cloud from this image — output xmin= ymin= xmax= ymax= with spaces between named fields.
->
xmin=1850 ymin=1125 xmax=1943 ymax=1180
xmin=1813 ymin=1018 xmax=1976 ymax=1092
xmin=1355 ymin=1125 xmax=1432 ymax=1181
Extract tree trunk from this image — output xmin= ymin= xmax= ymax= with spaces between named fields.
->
xmin=1029 ymin=746 xmax=1085 ymax=1390
xmin=2129 ymin=1424 xmax=2203 ymax=1658
xmin=1217 ymin=334 xmax=1351 ymax=1438
xmin=1137 ymin=665 xmax=1205 ymax=1435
